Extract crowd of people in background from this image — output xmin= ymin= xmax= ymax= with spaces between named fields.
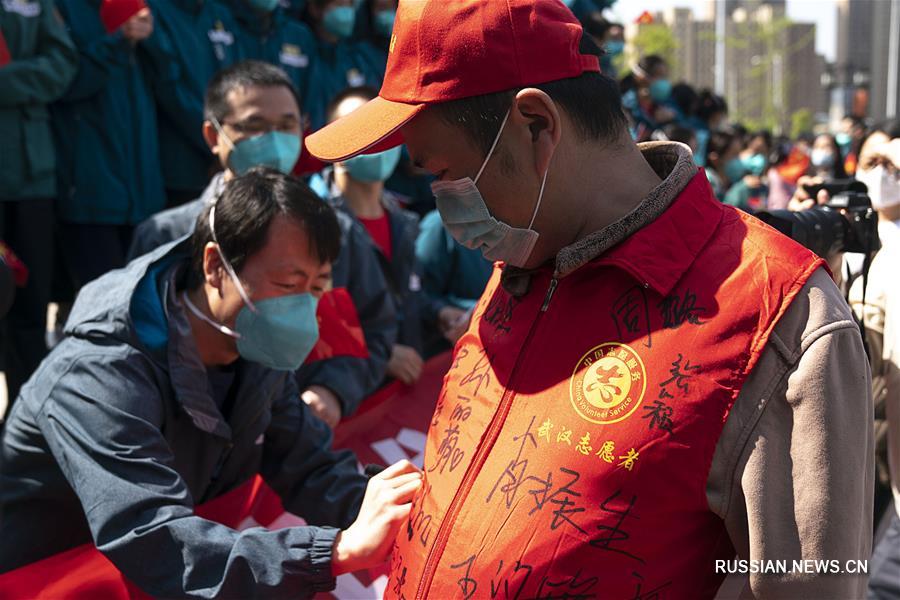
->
xmin=1 ymin=0 xmax=897 ymax=419
xmin=0 ymin=0 xmax=897 ymax=421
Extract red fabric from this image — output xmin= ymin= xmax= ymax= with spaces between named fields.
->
xmin=293 ymin=127 xmax=327 ymax=176
xmin=776 ymin=146 xmax=812 ymax=185
xmin=387 ymin=171 xmax=824 ymax=599
xmin=0 ymin=31 xmax=11 ymax=67
xmin=358 ymin=214 xmax=392 ymax=261
xmin=305 ymin=287 xmax=368 ymax=364
xmin=99 ymin=0 xmax=146 ymax=34
xmin=845 ymin=151 xmax=858 ymax=176
xmin=0 ymin=353 xmax=453 ymax=600
xmin=0 ymin=241 xmax=28 ymax=287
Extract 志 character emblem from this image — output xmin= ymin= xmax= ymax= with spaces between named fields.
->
xmin=569 ymin=342 xmax=646 ymax=424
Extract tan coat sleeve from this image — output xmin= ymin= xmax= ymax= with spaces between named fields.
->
xmin=708 ymin=267 xmax=874 ymax=599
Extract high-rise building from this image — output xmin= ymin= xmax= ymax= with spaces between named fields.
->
xmin=722 ymin=0 xmax=786 ymax=19
xmin=636 ymin=3 xmax=825 ymax=133
xmin=834 ymin=0 xmax=900 ymax=122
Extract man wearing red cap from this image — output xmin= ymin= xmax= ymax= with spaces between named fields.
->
xmin=307 ymin=1 xmax=873 ymax=597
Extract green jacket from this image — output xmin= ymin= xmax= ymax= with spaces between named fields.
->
xmin=51 ymin=0 xmax=166 ymax=225
xmin=302 ymin=38 xmax=383 ymax=129
xmin=140 ymin=0 xmax=241 ymax=193
xmin=229 ymin=0 xmax=316 ymax=110
xmin=0 ymin=0 xmax=78 ymax=199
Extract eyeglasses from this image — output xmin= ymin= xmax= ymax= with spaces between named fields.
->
xmin=222 ymin=117 xmax=300 ymax=138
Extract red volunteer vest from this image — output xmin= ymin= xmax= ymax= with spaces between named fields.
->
xmin=388 ymin=171 xmax=824 ymax=599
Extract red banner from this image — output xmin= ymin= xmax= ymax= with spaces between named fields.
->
xmin=305 ymin=287 xmax=368 ymax=364
xmin=0 ymin=353 xmax=451 ymax=599
xmin=0 ymin=31 xmax=11 ymax=68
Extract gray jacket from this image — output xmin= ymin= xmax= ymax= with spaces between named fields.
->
xmin=127 ymin=174 xmax=397 ymax=415
xmin=0 ymin=239 xmax=367 ymax=598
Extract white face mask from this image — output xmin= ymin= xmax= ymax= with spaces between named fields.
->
xmin=430 ymin=109 xmax=550 ymax=268
xmin=857 ymin=165 xmax=900 ymax=210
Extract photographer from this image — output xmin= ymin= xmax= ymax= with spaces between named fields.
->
xmin=843 ymin=122 xmax=900 ymax=598
xmin=783 ymin=122 xmax=900 ymax=597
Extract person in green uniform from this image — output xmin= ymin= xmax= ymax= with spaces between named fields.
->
xmin=0 ymin=0 xmax=77 ymax=408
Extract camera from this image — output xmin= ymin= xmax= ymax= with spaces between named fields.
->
xmin=755 ymin=182 xmax=881 ymax=260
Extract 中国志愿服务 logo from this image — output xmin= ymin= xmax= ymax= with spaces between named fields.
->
xmin=569 ymin=342 xmax=646 ymax=424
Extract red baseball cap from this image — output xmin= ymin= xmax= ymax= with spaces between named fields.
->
xmin=306 ymin=0 xmax=600 ymax=162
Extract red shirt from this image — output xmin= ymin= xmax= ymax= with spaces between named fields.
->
xmin=359 ymin=213 xmax=392 ymax=261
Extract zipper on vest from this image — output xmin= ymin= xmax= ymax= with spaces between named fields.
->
xmin=541 ymin=277 xmax=558 ymax=312
xmin=414 ymin=276 xmax=557 ymax=600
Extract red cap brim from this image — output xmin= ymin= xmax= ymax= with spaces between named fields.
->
xmin=305 ymin=96 xmax=425 ymax=162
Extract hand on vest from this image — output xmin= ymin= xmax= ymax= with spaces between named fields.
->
xmin=388 ymin=344 xmax=424 ymax=385
xmin=331 ymin=459 xmax=423 ymax=575
xmin=302 ymin=385 xmax=342 ymax=428
xmin=438 ymin=306 xmax=471 ymax=345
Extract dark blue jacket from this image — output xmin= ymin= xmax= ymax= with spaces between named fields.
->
xmin=0 ymin=239 xmax=366 ymax=597
xmin=329 ymin=189 xmax=423 ymax=355
xmin=414 ymin=209 xmax=493 ymax=357
xmin=229 ymin=0 xmax=317 ymax=106
xmin=0 ymin=0 xmax=78 ymax=199
xmin=141 ymin=0 xmax=241 ymax=193
xmin=51 ymin=0 xmax=165 ymax=224
xmin=302 ymin=38 xmax=384 ymax=129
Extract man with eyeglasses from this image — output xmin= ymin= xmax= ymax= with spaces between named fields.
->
xmin=129 ymin=59 xmax=396 ymax=427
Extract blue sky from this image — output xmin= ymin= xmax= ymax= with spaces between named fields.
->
xmin=609 ymin=0 xmax=838 ymax=61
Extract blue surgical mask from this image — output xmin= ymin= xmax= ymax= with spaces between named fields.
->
xmin=343 ymin=146 xmax=401 ymax=182
xmin=182 ymin=201 xmax=320 ymax=371
xmin=605 ymin=40 xmax=625 ymax=56
xmin=724 ymin=157 xmax=746 ymax=182
xmin=212 ymin=117 xmax=302 ymax=176
xmin=835 ymin=132 xmax=852 ymax=149
xmin=431 ymin=110 xmax=550 ymax=268
xmin=374 ymin=9 xmax=395 ymax=37
xmin=741 ymin=153 xmax=767 ymax=176
xmin=561 ymin=0 xmax=575 ymax=7
xmin=649 ymin=78 xmax=672 ymax=103
xmin=810 ymin=149 xmax=835 ymax=169
xmin=323 ymin=5 xmax=355 ymax=39
xmin=247 ymin=0 xmax=279 ymax=13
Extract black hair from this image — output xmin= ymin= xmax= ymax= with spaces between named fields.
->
xmin=696 ymin=89 xmax=728 ymax=123
xmin=664 ymin=124 xmax=696 ymax=147
xmin=730 ymin=123 xmax=748 ymax=141
xmin=706 ymin=129 xmax=737 ymax=165
xmin=430 ymin=35 xmax=627 ymax=156
xmin=637 ymin=55 xmax=668 ymax=78
xmin=619 ymin=54 xmax=669 ymax=95
xmin=871 ymin=119 xmax=900 ymax=140
xmin=769 ymin=137 xmax=792 ymax=167
xmin=204 ymin=60 xmax=300 ymax=124
xmin=813 ymin=133 xmax=848 ymax=178
xmin=188 ymin=168 xmax=341 ymax=289
xmin=857 ymin=119 xmax=900 ymax=167
xmin=749 ymin=130 xmax=773 ymax=152
xmin=670 ymin=83 xmax=698 ymax=118
xmin=326 ymin=85 xmax=379 ymax=125
xmin=580 ymin=11 xmax=611 ymax=40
